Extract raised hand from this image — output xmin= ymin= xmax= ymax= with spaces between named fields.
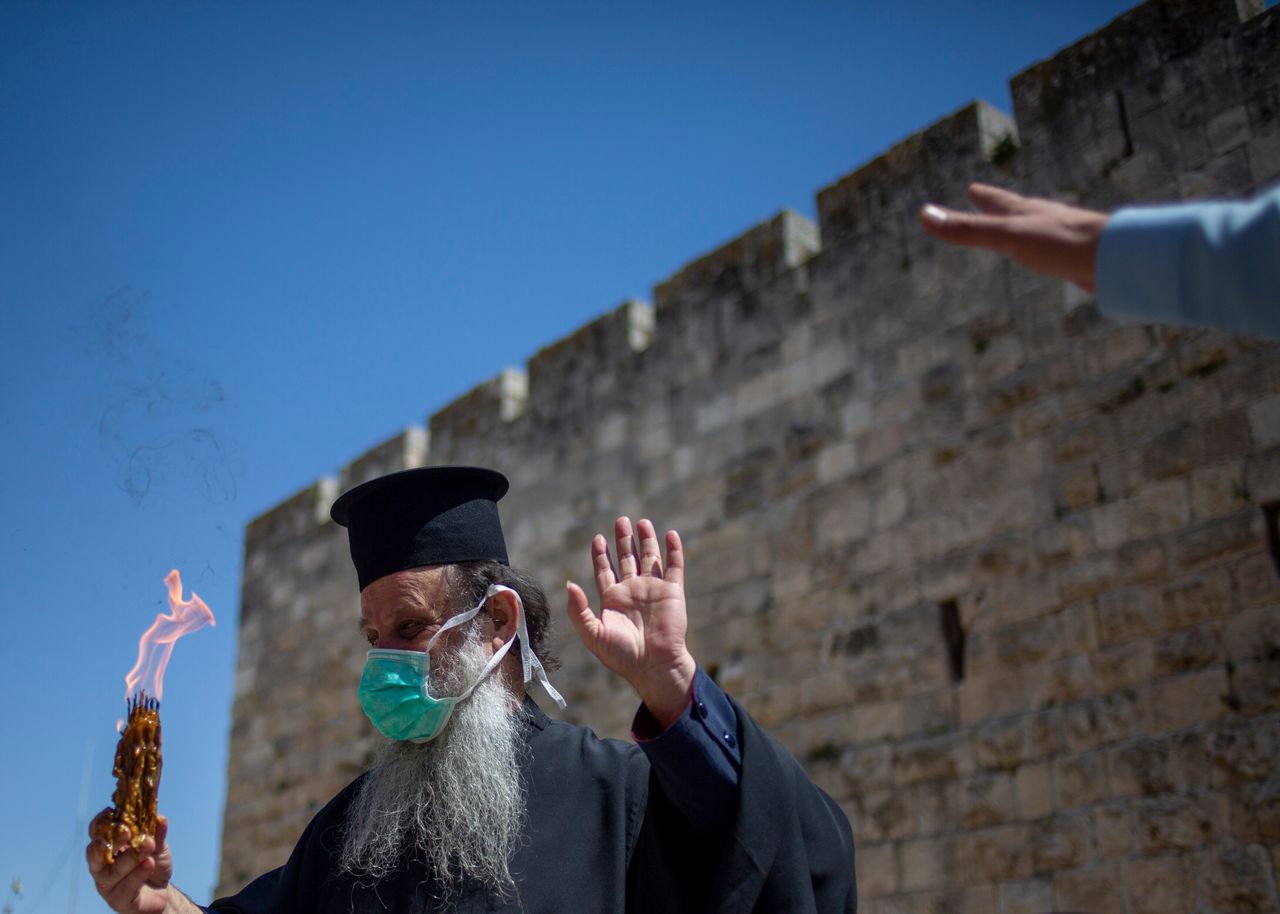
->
xmin=85 ymin=813 xmax=192 ymax=914
xmin=566 ymin=517 xmax=697 ymax=728
xmin=920 ymin=182 xmax=1109 ymax=292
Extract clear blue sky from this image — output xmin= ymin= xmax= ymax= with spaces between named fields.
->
xmin=1 ymin=0 xmax=1161 ymax=908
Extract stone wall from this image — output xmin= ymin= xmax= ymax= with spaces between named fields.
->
xmin=217 ymin=1 xmax=1280 ymax=910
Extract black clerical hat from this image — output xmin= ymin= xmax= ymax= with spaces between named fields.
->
xmin=330 ymin=466 xmax=510 ymax=590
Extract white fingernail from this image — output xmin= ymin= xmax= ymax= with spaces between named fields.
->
xmin=922 ymin=204 xmax=948 ymax=223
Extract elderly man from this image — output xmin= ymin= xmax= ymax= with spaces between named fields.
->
xmin=88 ymin=466 xmax=856 ymax=912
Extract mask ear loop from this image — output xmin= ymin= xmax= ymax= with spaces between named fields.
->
xmin=490 ymin=585 xmax=566 ymax=710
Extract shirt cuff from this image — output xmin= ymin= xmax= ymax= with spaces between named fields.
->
xmin=1096 ymin=204 xmax=1202 ymax=326
xmin=632 ymin=668 xmax=741 ymax=834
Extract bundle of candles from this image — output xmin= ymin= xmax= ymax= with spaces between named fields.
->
xmin=95 ymin=693 xmax=162 ymax=865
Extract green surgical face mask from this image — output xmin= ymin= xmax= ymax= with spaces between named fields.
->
xmin=357 ymin=584 xmax=565 ymax=742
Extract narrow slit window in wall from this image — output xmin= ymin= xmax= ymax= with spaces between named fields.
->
xmin=939 ymin=599 xmax=966 ymax=683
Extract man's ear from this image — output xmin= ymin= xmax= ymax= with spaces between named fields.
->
xmin=485 ymin=587 xmax=519 ymax=649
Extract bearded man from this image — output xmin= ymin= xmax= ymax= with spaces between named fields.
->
xmin=87 ymin=466 xmax=857 ymax=913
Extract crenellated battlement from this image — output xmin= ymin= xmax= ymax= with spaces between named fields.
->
xmin=816 ymin=101 xmax=1017 ymax=249
xmin=653 ymin=210 xmax=819 ymax=314
xmin=227 ymin=3 xmax=1280 ymax=903
xmin=243 ymin=0 xmax=1272 ymax=543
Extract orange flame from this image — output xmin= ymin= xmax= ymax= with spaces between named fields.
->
xmin=123 ymin=569 xmax=216 ymax=703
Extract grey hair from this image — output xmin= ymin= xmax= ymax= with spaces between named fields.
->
xmin=443 ymin=561 xmax=559 ymax=673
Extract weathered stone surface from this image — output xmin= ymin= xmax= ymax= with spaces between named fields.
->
xmin=1194 ymin=843 xmax=1279 ymax=914
xmin=1125 ymin=854 xmax=1193 ymax=914
xmin=966 ymin=823 xmax=1033 ymax=881
xmin=1031 ymin=812 xmax=1091 ymax=872
xmin=1052 ymin=863 xmax=1124 ymax=914
xmin=219 ymin=0 xmax=1280 ymax=903
xmin=997 ymin=878 xmax=1052 ymax=914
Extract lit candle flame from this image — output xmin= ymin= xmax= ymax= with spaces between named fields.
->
xmin=122 ymin=569 xmax=216 ymax=704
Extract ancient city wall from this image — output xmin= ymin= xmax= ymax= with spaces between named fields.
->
xmin=219 ymin=1 xmax=1280 ymax=910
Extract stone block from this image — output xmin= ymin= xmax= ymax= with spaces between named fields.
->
xmin=1031 ymin=812 xmax=1091 ymax=873
xmin=966 ymin=823 xmax=1033 ymax=881
xmin=1175 ymin=511 xmax=1264 ymax=569
xmin=1130 ymin=478 xmax=1192 ymax=538
xmin=1117 ymin=537 xmax=1169 ymax=584
xmin=1054 ymin=751 xmax=1110 ymax=809
xmin=1159 ymin=568 xmax=1232 ymax=629
xmin=1058 ymin=460 xmax=1104 ymax=511
xmin=1193 ymin=843 xmax=1279 ymax=914
xmin=1248 ymin=130 xmax=1280 ymax=185
xmin=1030 ymin=653 xmax=1097 ymax=706
xmin=991 ymin=616 xmax=1065 ymax=669
xmin=1209 ymin=715 xmax=1280 ymax=786
xmin=1096 ymin=586 xmax=1160 ymax=644
xmin=840 ymin=743 xmax=896 ymax=794
xmin=975 ymin=716 xmax=1029 ymax=771
xmin=853 ymin=700 xmax=905 ymax=745
xmin=961 ymin=770 xmax=1016 ymax=829
xmin=1124 ymin=854 xmax=1193 ymax=914
xmin=997 ymin=878 xmax=1052 ymax=914
xmin=1140 ymin=423 xmax=1203 ymax=481
xmin=893 ymin=733 xmax=971 ymax=786
xmin=1093 ymin=640 xmax=1155 ymax=692
xmin=958 ymin=671 xmax=1032 ymax=727
xmin=1153 ymin=623 xmax=1224 ymax=676
xmin=914 ymin=778 xmax=962 ymax=837
xmin=1016 ymin=760 xmax=1054 ymax=820
xmin=855 ymin=842 xmax=899 ymax=898
xmin=1202 ymin=409 xmax=1252 ymax=462
xmin=1058 ymin=553 xmax=1120 ymax=603
xmin=901 ymin=690 xmax=956 ymax=740
xmin=1094 ymin=803 xmax=1133 ymax=858
xmin=1151 ymin=667 xmax=1231 ymax=732
xmin=1053 ymin=863 xmax=1125 ymax=914
xmin=1190 ymin=461 xmax=1249 ymax=521
xmin=1067 ymin=689 xmax=1152 ymax=752
xmin=1245 ymin=447 xmax=1280 ymax=502
xmin=1249 ymin=393 xmax=1280 ymax=448
xmin=1230 ymin=553 xmax=1280 ymax=609
xmin=1136 ymin=794 xmax=1224 ymax=853
xmin=899 ymin=835 xmax=959 ymax=891
xmin=1231 ymin=658 xmax=1280 ymax=714
xmin=855 ymin=787 xmax=916 ymax=844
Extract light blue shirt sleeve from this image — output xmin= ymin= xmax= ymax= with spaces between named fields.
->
xmin=1095 ymin=183 xmax=1280 ymax=338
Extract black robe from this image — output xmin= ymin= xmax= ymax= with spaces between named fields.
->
xmin=207 ymin=695 xmax=856 ymax=913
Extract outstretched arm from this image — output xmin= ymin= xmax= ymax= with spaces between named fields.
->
xmin=566 ymin=517 xmax=696 ymax=728
xmin=921 ymin=181 xmax=1280 ymax=338
xmin=920 ymin=182 xmax=1107 ymax=291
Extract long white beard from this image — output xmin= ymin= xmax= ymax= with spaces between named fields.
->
xmin=339 ymin=628 xmax=526 ymax=900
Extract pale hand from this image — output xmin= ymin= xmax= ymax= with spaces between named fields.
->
xmin=920 ymin=182 xmax=1110 ymax=292
xmin=567 ymin=517 xmax=697 ymax=728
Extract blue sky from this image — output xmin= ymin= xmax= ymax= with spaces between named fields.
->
xmin=1 ymin=0 xmax=1161 ymax=908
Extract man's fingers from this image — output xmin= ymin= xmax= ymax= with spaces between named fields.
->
xmin=85 ymin=839 xmax=108 ymax=877
xmin=565 ymin=581 xmax=600 ymax=645
xmin=88 ymin=807 xmax=112 ymax=840
xmin=615 ymin=517 xmax=638 ymax=579
xmin=920 ymin=205 xmax=1017 ymax=255
xmin=105 ymin=855 xmax=155 ymax=910
xmin=636 ymin=518 xmax=662 ymax=577
xmin=91 ymin=845 xmax=139 ymax=898
xmin=663 ymin=530 xmax=684 ymax=587
xmin=591 ymin=534 xmax=616 ymax=595
xmin=968 ymin=182 xmax=1030 ymax=216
